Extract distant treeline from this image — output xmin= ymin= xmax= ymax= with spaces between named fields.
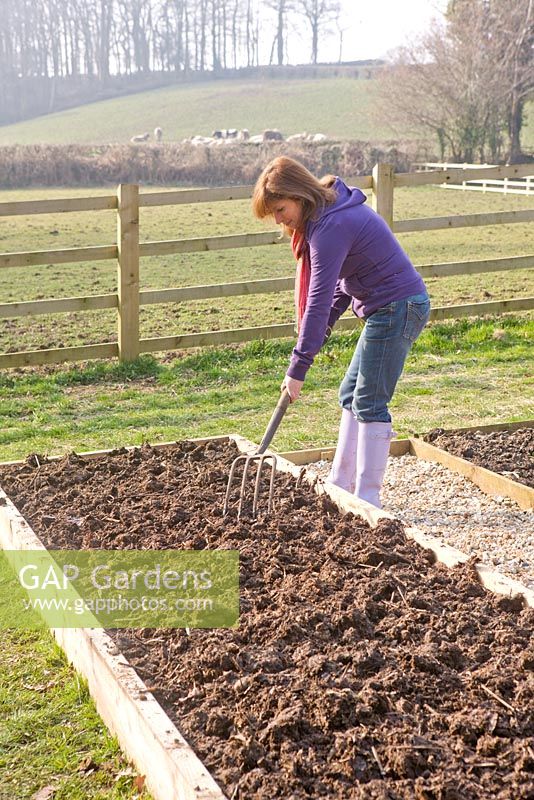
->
xmin=0 ymin=0 xmax=373 ymax=125
xmin=0 ymin=139 xmax=433 ymax=188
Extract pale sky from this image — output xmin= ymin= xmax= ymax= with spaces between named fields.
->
xmin=279 ymin=0 xmax=449 ymax=64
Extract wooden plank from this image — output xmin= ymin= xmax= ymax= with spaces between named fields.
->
xmin=0 ymin=490 xmax=228 ymax=800
xmin=442 ymin=184 xmax=534 ymax=196
xmin=0 ymin=245 xmax=117 ymax=269
xmin=403 ymin=524 xmax=534 ymax=605
xmin=428 ymin=297 xmax=534 ymax=319
xmin=372 ymin=163 xmax=394 ymax=228
xmin=333 ymin=297 xmax=534 ymax=333
xmin=416 ymin=255 xmax=534 ymax=279
xmin=140 ymin=277 xmax=294 ymax=306
xmin=0 ymin=195 xmax=117 ymax=217
xmin=417 ymin=419 xmax=534 ymax=437
xmin=139 ymin=323 xmax=296 ymax=353
xmin=138 ymin=176 xmax=372 ymax=207
xmin=409 ymin=437 xmax=534 ymax=511
xmin=395 ymin=163 xmax=534 ymax=187
xmin=460 ymin=178 xmax=534 ymax=188
xmin=0 ymin=342 xmax=118 ymax=369
xmin=139 ymin=185 xmax=255 ymax=207
xmin=139 ymin=230 xmax=286 ymax=257
xmin=0 ymin=293 xmax=117 ymax=319
xmin=117 ymin=184 xmax=140 ymax=362
xmin=394 ymin=208 xmax=534 ymax=233
xmin=277 ymin=447 xmax=337 ymax=465
xmin=138 ymin=259 xmax=532 ymax=307
xmin=347 ymin=175 xmax=373 ymax=191
xmin=277 ymin=439 xmax=411 ymax=465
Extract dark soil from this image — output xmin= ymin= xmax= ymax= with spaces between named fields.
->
xmin=423 ymin=427 xmax=534 ymax=489
xmin=1 ymin=440 xmax=533 ymax=800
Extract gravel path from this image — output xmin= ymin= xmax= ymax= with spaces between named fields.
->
xmin=307 ymin=454 xmax=534 ymax=592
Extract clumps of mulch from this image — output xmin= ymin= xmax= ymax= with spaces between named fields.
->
xmin=0 ymin=440 xmax=533 ymax=799
xmin=424 ymin=427 xmax=534 ymax=488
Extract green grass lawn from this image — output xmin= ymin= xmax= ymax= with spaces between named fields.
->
xmin=0 ymin=78 xmax=391 ymax=145
xmin=0 ymin=76 xmax=532 ymax=151
xmin=0 ymin=315 xmax=532 ymax=463
xmin=0 ymin=629 xmax=152 ymax=799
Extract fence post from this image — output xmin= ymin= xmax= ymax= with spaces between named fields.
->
xmin=117 ymin=183 xmax=140 ymax=362
xmin=371 ymin=162 xmax=394 ymax=229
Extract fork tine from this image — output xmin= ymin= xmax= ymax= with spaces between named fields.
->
xmin=223 ymin=454 xmax=246 ymax=516
xmin=252 ymin=454 xmax=267 ymax=517
xmin=267 ymin=454 xmax=278 ymax=515
xmin=237 ymin=455 xmax=253 ymax=520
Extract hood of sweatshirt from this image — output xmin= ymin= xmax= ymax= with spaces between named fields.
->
xmin=306 ymin=177 xmax=367 ymax=238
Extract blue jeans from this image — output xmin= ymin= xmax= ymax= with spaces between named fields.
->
xmin=339 ymin=292 xmax=431 ymax=423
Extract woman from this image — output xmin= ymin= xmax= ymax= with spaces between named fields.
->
xmin=252 ymin=156 xmax=430 ymax=509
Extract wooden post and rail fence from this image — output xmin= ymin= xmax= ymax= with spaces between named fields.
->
xmin=0 ymin=162 xmax=533 ymax=370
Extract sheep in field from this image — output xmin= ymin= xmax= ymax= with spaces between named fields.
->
xmin=262 ymin=129 xmax=284 ymax=141
xmin=154 ymin=127 xmax=163 ymax=141
xmin=131 ymin=132 xmax=150 ymax=143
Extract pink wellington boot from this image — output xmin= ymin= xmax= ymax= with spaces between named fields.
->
xmin=354 ymin=421 xmax=394 ymax=508
xmin=326 ymin=409 xmax=359 ymax=493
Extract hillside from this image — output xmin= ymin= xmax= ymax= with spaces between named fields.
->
xmin=0 ymin=75 xmax=532 ymax=156
xmin=0 ymin=78 xmax=409 ymax=146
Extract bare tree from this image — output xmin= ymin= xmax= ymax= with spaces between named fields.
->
xmin=375 ymin=0 xmax=533 ymax=163
xmin=265 ymin=0 xmax=293 ymax=66
xmin=487 ymin=0 xmax=533 ymax=162
xmin=245 ymin=0 xmax=259 ymax=67
xmin=210 ymin=0 xmax=222 ymax=71
xmin=293 ymin=0 xmax=341 ymax=65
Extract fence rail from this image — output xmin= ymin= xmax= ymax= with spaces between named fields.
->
xmin=413 ymin=161 xmax=534 ymax=196
xmin=0 ymin=162 xmax=533 ymax=370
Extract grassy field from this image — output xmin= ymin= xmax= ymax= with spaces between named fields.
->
xmin=0 ymin=76 xmax=532 ymax=150
xmin=0 ymin=183 xmax=532 ymax=356
xmin=0 ymin=78 xmax=390 ymax=145
xmin=0 ymin=187 xmax=534 ymax=352
xmin=0 ymin=182 xmax=532 ymax=458
xmin=0 ymin=315 xmax=532 ymax=462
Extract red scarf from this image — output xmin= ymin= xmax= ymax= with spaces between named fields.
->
xmin=291 ymin=229 xmax=310 ymax=333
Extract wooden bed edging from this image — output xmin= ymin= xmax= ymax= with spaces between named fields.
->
xmin=277 ymin=438 xmax=410 ymax=465
xmin=1 ymin=432 xmax=532 ymax=800
xmin=275 ymin=438 xmax=534 ymax=608
xmin=404 ymin=525 xmax=534 ymax=607
xmin=414 ymin=419 xmax=534 ymax=436
xmin=408 ymin=437 xmax=534 ymax=511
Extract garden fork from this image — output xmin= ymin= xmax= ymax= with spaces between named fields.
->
xmin=223 ymin=390 xmax=291 ymax=519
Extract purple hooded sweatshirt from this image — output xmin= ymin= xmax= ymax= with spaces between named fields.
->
xmin=287 ymin=177 xmax=427 ymax=382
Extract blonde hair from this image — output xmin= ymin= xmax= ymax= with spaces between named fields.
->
xmin=252 ymin=156 xmax=337 ymax=231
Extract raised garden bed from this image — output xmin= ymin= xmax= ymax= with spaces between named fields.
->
xmin=422 ymin=423 xmax=534 ymax=489
xmin=1 ymin=438 xmax=533 ymax=799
